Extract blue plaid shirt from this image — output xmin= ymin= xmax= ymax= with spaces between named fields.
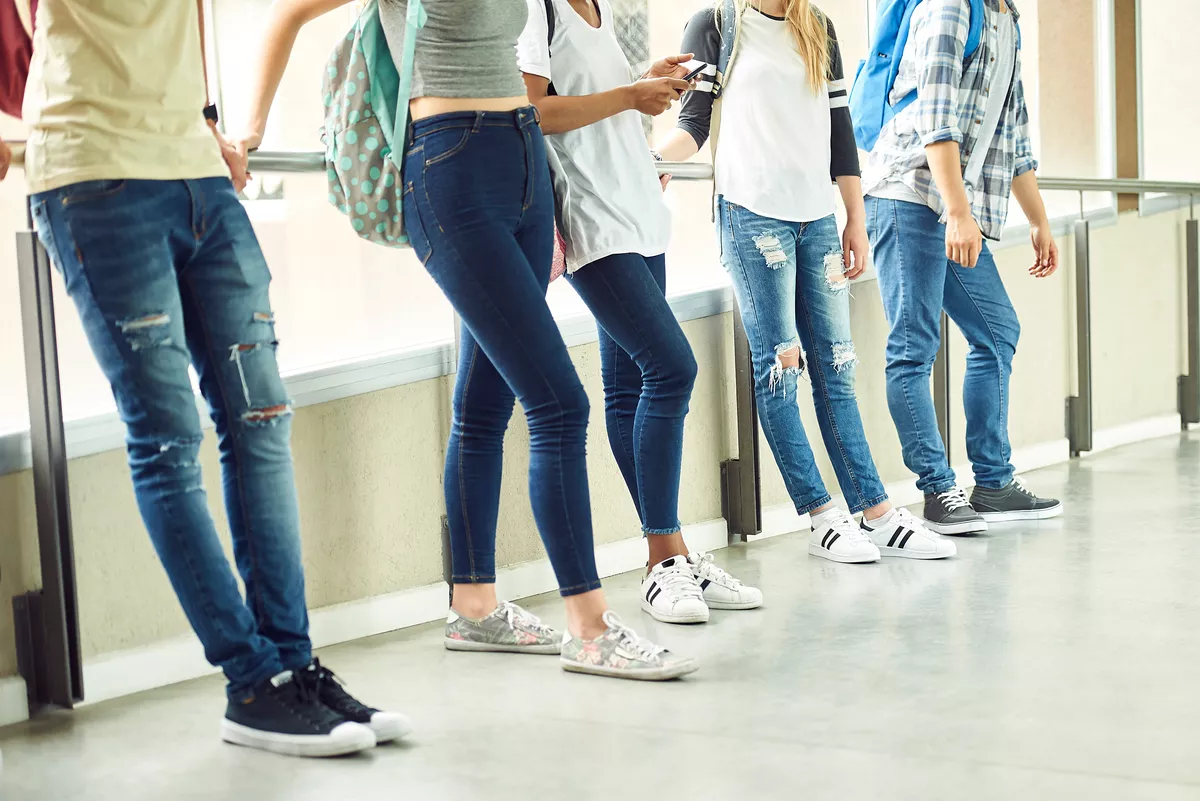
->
xmin=863 ymin=0 xmax=1037 ymax=239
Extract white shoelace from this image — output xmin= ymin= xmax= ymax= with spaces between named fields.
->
xmin=690 ymin=552 xmax=742 ymax=589
xmin=499 ymin=602 xmax=554 ymax=636
xmin=652 ymin=561 xmax=704 ymax=601
xmin=602 ymin=611 xmax=665 ymax=661
xmin=937 ymin=486 xmax=973 ymax=512
xmin=822 ymin=509 xmax=871 ymax=543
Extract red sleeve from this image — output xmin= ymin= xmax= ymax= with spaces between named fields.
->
xmin=1 ymin=0 xmax=35 ymax=118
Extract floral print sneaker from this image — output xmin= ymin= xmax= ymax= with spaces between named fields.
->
xmin=561 ymin=611 xmax=699 ymax=681
xmin=444 ymin=602 xmax=562 ymax=655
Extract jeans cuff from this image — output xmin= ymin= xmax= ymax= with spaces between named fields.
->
xmin=924 ymin=480 xmax=957 ymax=496
xmin=226 ymin=658 xmax=285 ymax=701
xmin=797 ymin=495 xmax=833 ymax=516
xmin=848 ymin=494 xmax=890 ymax=515
xmin=450 ymin=575 xmax=497 ymax=585
xmin=558 ymin=580 xmax=604 ymax=598
xmin=644 ymin=525 xmax=682 ymax=536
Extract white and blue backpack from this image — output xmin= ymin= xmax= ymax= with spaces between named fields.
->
xmin=849 ymin=0 xmax=995 ymax=152
xmin=320 ymin=0 xmax=425 ymax=247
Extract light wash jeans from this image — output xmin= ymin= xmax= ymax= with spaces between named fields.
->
xmin=718 ymin=198 xmax=888 ymax=514
xmin=867 ymin=196 xmax=1020 ymax=493
xmin=31 ymin=177 xmax=310 ymax=699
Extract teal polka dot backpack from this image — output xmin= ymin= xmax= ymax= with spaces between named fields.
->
xmin=321 ymin=0 xmax=425 ymax=247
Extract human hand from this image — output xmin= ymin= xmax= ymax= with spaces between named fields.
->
xmin=842 ymin=219 xmax=870 ymax=279
xmin=0 ymin=137 xmax=12 ymax=182
xmin=946 ymin=209 xmax=983 ymax=268
xmin=1028 ymin=219 xmax=1058 ymax=278
xmin=644 ymin=53 xmax=695 ymax=80
xmin=626 ymin=77 xmax=692 ymax=116
xmin=210 ymin=122 xmax=250 ymax=193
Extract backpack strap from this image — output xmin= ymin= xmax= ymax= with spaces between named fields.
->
xmin=964 ymin=0 xmax=986 ymax=61
xmin=392 ymin=0 xmax=427 ymax=156
xmin=544 ymin=0 xmax=558 ymax=96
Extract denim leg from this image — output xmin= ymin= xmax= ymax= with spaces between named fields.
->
xmin=180 ymin=178 xmax=312 ymax=674
xmin=944 ymin=243 xmax=1019 ymax=489
xmin=403 ymin=112 xmax=601 ymax=596
xmin=792 ymin=216 xmax=888 ymax=514
xmin=595 ymin=323 xmax=642 ymax=522
xmin=31 ymin=180 xmax=283 ymax=697
xmin=868 ymin=197 xmax=958 ymax=495
xmin=718 ymin=198 xmax=832 ymax=514
xmin=569 ymin=253 xmax=697 ymax=535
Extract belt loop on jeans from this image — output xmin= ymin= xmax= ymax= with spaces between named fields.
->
xmin=472 ymin=112 xmax=484 ymax=134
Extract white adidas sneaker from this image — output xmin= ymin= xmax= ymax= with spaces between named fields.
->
xmin=687 ymin=552 xmax=763 ymax=610
xmin=641 ymin=556 xmax=710 ymax=624
xmin=862 ymin=508 xmax=957 ymax=560
xmin=808 ymin=508 xmax=881 ymax=564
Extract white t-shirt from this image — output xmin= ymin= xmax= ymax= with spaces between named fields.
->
xmin=516 ymin=0 xmax=671 ymax=273
xmin=23 ymin=0 xmax=226 ymax=194
xmin=715 ymin=8 xmax=835 ymax=223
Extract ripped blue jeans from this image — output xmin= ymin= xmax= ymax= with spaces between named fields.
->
xmin=717 ymin=199 xmax=888 ymax=514
xmin=31 ymin=178 xmax=310 ymax=699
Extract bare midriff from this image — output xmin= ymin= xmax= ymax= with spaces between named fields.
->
xmin=410 ymin=96 xmax=531 ymax=120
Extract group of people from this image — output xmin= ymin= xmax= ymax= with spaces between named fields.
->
xmin=0 ymin=0 xmax=1062 ymax=759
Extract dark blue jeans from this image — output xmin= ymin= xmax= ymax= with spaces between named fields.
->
xmin=569 ymin=253 xmax=697 ymax=535
xmin=30 ymin=178 xmax=311 ymax=699
xmin=402 ymin=108 xmax=601 ymax=597
xmin=867 ymin=197 xmax=1020 ymax=493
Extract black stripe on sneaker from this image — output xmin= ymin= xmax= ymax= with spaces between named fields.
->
xmin=649 ymin=587 xmax=663 ymax=604
xmin=826 ymin=533 xmax=841 ymax=550
xmin=888 ymin=529 xmax=903 ymax=548
xmin=898 ymin=531 xmax=915 ymax=549
xmin=820 ymin=531 xmax=831 ymax=549
xmin=645 ymin=581 xmax=657 ymax=601
xmin=700 ymin=579 xmax=711 ymax=590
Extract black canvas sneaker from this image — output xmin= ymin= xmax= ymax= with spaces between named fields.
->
xmin=301 ymin=659 xmax=413 ymax=744
xmin=970 ymin=478 xmax=1063 ymax=522
xmin=221 ymin=670 xmax=375 ymax=757
xmin=923 ymin=486 xmax=988 ymax=535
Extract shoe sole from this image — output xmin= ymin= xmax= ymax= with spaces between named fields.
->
xmin=878 ymin=546 xmax=956 ymax=560
xmin=807 ymin=543 xmax=879 ymax=564
xmin=640 ymin=600 xmax=709 ymax=624
xmin=704 ymin=598 xmax=763 ymax=610
xmin=977 ymin=504 xmax=1063 ymax=522
xmin=561 ymin=658 xmax=700 ymax=681
xmin=923 ymin=518 xmax=989 ymax=535
xmin=370 ymin=717 xmax=415 ymax=744
xmin=220 ymin=720 xmax=375 ymax=758
xmin=444 ymin=638 xmax=561 ymax=655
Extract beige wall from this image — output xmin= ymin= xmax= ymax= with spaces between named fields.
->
xmin=3 ymin=202 xmax=1195 ymax=679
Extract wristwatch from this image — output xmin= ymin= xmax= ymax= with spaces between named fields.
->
xmin=649 ymin=149 xmax=664 ymax=162
xmin=203 ymin=104 xmax=219 ymax=125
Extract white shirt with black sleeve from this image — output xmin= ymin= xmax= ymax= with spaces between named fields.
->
xmin=676 ymin=7 xmax=860 ymax=224
xmin=516 ymin=0 xmax=671 ymax=273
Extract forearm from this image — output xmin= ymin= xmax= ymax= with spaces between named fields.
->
xmin=530 ymin=86 xmax=633 ymax=135
xmin=836 ymin=175 xmax=866 ymax=224
xmin=656 ymin=128 xmax=701 ymax=163
xmin=925 ymin=140 xmax=971 ymax=216
xmin=1011 ymin=170 xmax=1049 ymax=226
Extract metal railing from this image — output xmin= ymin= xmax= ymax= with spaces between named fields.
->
xmin=6 ymin=143 xmax=1199 ymax=713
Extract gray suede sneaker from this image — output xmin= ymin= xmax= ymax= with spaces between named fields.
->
xmin=444 ymin=602 xmax=562 ymax=654
xmin=923 ymin=486 xmax=988 ymax=535
xmin=561 ymin=611 xmax=699 ymax=681
xmin=971 ymin=478 xmax=1062 ymax=522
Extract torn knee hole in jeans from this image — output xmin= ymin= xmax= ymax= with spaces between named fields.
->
xmin=769 ymin=341 xmax=803 ymax=395
xmin=152 ymin=436 xmax=202 ymax=470
xmin=832 ymin=341 xmax=858 ymax=373
xmin=753 ymin=233 xmax=789 ymax=269
xmin=118 ymin=312 xmax=172 ymax=351
xmin=228 ymin=341 xmax=281 ymax=406
xmin=823 ymin=251 xmax=850 ymax=293
xmin=241 ymin=404 xmax=293 ymax=426
xmin=252 ymin=311 xmax=275 ymax=324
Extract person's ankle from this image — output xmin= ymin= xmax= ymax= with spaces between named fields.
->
xmin=646 ymin=531 xmax=688 ymax=569
xmin=450 ymin=586 xmax=500 ymax=620
xmin=570 ymin=619 xmax=609 ymax=641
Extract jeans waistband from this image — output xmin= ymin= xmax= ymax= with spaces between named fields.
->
xmin=410 ymin=106 xmax=540 ymax=140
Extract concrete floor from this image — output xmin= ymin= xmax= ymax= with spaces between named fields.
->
xmin=3 ymin=432 xmax=1199 ymax=801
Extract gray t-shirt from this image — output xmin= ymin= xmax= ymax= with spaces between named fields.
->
xmin=380 ymin=0 xmax=528 ymax=99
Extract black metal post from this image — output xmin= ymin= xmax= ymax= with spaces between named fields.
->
xmin=1178 ymin=217 xmax=1200 ymax=427
xmin=721 ymin=299 xmax=761 ymax=541
xmin=932 ymin=313 xmax=952 ymax=453
xmin=12 ymin=225 xmax=84 ymax=710
xmin=1067 ymin=219 xmax=1094 ymax=455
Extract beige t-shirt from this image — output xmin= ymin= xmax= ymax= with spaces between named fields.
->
xmin=22 ymin=0 xmax=227 ymax=194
